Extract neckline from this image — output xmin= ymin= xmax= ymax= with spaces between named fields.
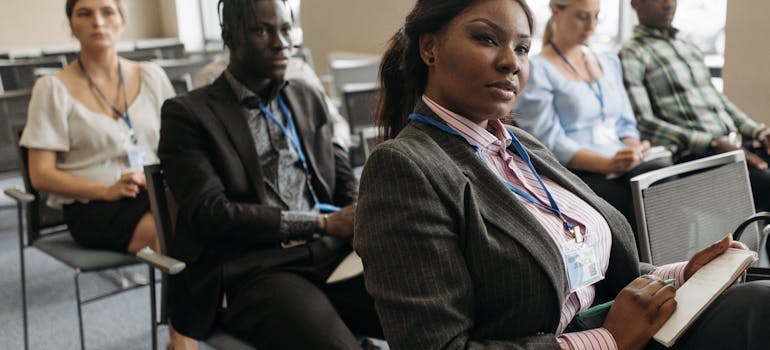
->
xmin=52 ymin=62 xmax=146 ymax=120
xmin=538 ymin=52 xmax=606 ymax=84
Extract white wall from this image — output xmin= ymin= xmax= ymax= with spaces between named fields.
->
xmin=0 ymin=0 xmax=169 ymax=51
xmin=723 ymin=1 xmax=770 ymax=126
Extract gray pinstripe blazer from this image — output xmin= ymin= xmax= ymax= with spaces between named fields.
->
xmin=354 ymin=102 xmax=645 ymax=349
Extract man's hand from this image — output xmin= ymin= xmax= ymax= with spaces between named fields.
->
xmin=603 ymin=275 xmax=677 ymax=350
xmin=319 ymin=204 xmax=356 ymax=240
xmin=712 ymin=139 xmax=766 ymax=170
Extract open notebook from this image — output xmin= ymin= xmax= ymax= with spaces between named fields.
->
xmin=654 ymin=248 xmax=757 ymax=347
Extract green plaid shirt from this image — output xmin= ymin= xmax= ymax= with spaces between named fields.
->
xmin=619 ymin=25 xmax=761 ymax=159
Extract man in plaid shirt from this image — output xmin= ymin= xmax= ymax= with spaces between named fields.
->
xmin=620 ymin=0 xmax=770 ymax=212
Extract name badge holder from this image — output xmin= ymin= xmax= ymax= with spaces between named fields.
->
xmin=408 ymin=113 xmax=604 ymax=292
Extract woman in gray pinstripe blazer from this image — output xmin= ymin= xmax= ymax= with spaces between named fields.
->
xmin=354 ymin=0 xmax=770 ymax=349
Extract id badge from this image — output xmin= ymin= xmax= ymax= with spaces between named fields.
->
xmin=564 ymin=242 xmax=604 ymax=292
xmin=124 ymin=130 xmax=144 ymax=170
xmin=126 ymin=144 xmax=144 ymax=170
xmin=592 ymin=119 xmax=616 ymax=145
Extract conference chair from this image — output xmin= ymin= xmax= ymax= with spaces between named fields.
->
xmin=144 ymin=164 xmax=256 ymax=350
xmin=0 ymin=55 xmax=67 ymax=91
xmin=630 ymin=150 xmax=769 ymax=269
xmin=328 ymin=54 xmax=380 ymax=102
xmin=5 ymin=126 xmax=152 ymax=350
xmin=155 ymin=57 xmax=210 ymax=85
xmin=0 ymin=89 xmax=31 ymax=171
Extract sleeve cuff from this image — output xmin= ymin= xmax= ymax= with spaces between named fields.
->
xmin=280 ymin=211 xmax=318 ymax=240
xmin=558 ymin=328 xmax=618 ymax=350
xmin=650 ymin=261 xmax=687 ymax=289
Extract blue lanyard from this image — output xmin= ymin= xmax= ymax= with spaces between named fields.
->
xmin=77 ymin=55 xmax=136 ymax=144
xmin=549 ymin=41 xmax=605 ymax=114
xmin=408 ymin=113 xmax=575 ymax=233
xmin=259 ymin=93 xmax=340 ymax=213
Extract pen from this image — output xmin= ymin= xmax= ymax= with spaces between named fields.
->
xmin=577 ymin=279 xmax=675 ymax=318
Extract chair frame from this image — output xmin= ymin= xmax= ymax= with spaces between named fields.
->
xmin=630 ymin=150 xmax=765 ymax=263
xmin=7 ymin=125 xmax=156 ymax=350
xmin=144 ymin=164 xmax=255 ymax=350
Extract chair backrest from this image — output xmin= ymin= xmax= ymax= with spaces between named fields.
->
xmin=0 ymin=90 xmax=32 ymax=171
xmin=169 ymin=73 xmax=194 ymax=95
xmin=156 ymin=57 xmax=210 ymax=84
xmin=143 ymin=164 xmax=176 ymax=255
xmin=328 ymin=55 xmax=380 ymax=100
xmin=118 ymin=48 xmax=162 ymax=62
xmin=630 ymin=150 xmax=760 ymax=265
xmin=0 ymin=56 xmax=67 ymax=90
xmin=12 ymin=125 xmax=68 ymax=244
xmin=358 ymin=126 xmax=380 ymax=162
xmin=341 ymin=82 xmax=379 ymax=133
xmin=144 ymin=164 xmax=182 ymax=324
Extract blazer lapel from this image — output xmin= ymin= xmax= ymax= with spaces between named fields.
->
xmin=411 ymin=105 xmax=567 ymax=305
xmin=206 ymin=76 xmax=266 ymax=200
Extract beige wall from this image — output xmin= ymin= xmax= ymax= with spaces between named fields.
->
xmin=0 ymin=0 xmax=167 ymax=51
xmin=723 ymin=1 xmax=770 ymax=125
xmin=301 ymin=0 xmax=413 ymax=75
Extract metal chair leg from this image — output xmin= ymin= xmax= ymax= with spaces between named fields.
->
xmin=17 ymin=202 xmax=29 ymax=350
xmin=74 ymin=270 xmax=85 ymax=350
xmin=150 ymin=266 xmax=157 ymax=350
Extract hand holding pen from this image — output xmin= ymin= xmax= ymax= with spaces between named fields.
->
xmin=602 ymin=276 xmax=677 ymax=350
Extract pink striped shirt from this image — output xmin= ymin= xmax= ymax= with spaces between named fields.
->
xmin=422 ymin=95 xmax=686 ymax=350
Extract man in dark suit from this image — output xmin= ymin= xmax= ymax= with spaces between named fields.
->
xmin=158 ymin=0 xmax=381 ymax=348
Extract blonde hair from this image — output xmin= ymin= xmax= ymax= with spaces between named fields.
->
xmin=542 ymin=0 xmax=580 ymax=48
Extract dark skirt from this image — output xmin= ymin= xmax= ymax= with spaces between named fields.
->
xmin=62 ymin=191 xmax=150 ymax=252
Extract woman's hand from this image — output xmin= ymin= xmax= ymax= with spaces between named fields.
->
xmin=603 ymin=275 xmax=677 ymax=350
xmin=684 ymin=235 xmax=748 ymax=282
xmin=606 ymin=149 xmax=641 ymax=174
xmin=102 ymin=172 xmax=146 ymax=201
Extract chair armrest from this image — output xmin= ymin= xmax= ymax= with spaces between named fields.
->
xmin=4 ymin=187 xmax=34 ymax=203
xmin=746 ymin=267 xmax=770 ymax=282
xmin=136 ymin=247 xmax=186 ymax=275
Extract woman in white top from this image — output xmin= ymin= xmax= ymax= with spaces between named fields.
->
xmin=21 ymin=2 xmax=197 ymax=349
xmin=21 ymin=0 xmax=173 ymax=254
xmin=513 ymin=0 xmax=670 ymax=230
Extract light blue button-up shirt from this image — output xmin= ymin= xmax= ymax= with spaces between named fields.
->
xmin=513 ymin=53 xmax=639 ymax=165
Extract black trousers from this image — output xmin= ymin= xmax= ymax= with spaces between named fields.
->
xmin=217 ymin=259 xmax=383 ymax=349
xmin=575 ymin=159 xmax=671 ymax=233
xmin=567 ymin=280 xmax=770 ymax=349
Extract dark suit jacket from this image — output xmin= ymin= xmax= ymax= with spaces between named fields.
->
xmin=158 ymin=75 xmax=356 ymax=338
xmin=354 ymin=102 xmax=646 ymax=349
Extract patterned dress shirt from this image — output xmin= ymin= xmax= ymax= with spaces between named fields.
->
xmin=224 ymin=70 xmax=318 ymax=240
xmin=619 ymin=25 xmax=762 ymax=159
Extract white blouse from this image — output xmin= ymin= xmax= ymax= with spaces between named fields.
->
xmin=20 ymin=61 xmax=175 ymax=208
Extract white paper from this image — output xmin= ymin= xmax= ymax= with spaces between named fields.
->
xmin=326 ymin=251 xmax=364 ymax=283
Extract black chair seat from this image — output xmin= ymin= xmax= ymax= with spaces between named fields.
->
xmin=33 ymin=233 xmax=137 ymax=272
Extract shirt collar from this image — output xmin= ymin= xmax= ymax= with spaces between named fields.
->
xmin=224 ymin=69 xmax=288 ymax=107
xmin=421 ymin=95 xmax=511 ymax=150
xmin=634 ymin=25 xmax=680 ymax=40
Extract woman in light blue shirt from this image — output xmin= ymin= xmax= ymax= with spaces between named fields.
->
xmin=513 ymin=0 xmax=669 ymax=230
